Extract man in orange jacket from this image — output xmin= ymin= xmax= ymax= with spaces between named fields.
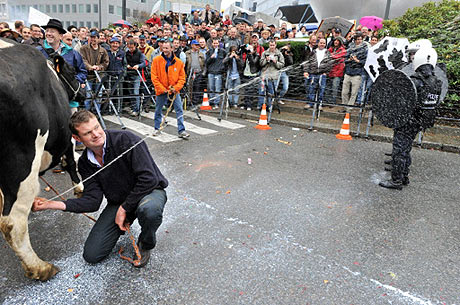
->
xmin=151 ymin=40 xmax=190 ymax=138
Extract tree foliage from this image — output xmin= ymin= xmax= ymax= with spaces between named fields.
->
xmin=383 ymin=0 xmax=460 ymax=115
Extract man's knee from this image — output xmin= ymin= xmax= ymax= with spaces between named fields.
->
xmin=83 ymin=244 xmax=108 ymax=264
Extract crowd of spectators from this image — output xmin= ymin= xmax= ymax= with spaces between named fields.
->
xmin=0 ymin=9 xmax=382 ymax=114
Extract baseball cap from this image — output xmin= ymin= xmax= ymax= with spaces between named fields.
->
xmin=110 ymin=37 xmax=120 ymax=43
xmin=151 ymin=35 xmax=158 ymax=39
xmin=251 ymin=33 xmax=259 ymax=39
xmin=191 ymin=39 xmax=199 ymax=45
xmin=139 ymin=34 xmax=146 ymax=39
xmin=257 ymin=19 xmax=264 ymax=23
xmin=90 ymin=30 xmax=99 ymax=37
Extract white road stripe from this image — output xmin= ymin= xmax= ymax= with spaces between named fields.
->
xmin=183 ymin=111 xmax=246 ymax=130
xmin=141 ymin=112 xmax=218 ymax=135
xmin=104 ymin=115 xmax=180 ymax=143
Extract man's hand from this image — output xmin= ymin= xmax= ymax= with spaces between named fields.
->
xmin=115 ymin=205 xmax=129 ymax=231
xmin=81 ymin=83 xmax=86 ymax=88
xmin=32 ymin=198 xmax=66 ymax=212
xmin=133 ymin=65 xmax=139 ymax=70
xmin=304 ymin=72 xmax=309 ymax=78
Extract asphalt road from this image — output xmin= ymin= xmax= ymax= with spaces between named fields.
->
xmin=1 ymin=115 xmax=459 ymax=305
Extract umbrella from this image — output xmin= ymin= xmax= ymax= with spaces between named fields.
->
xmin=359 ymin=16 xmax=383 ymax=31
xmin=232 ymin=17 xmax=252 ymax=26
xmin=113 ymin=19 xmax=133 ymax=28
xmin=316 ymin=16 xmax=354 ymax=36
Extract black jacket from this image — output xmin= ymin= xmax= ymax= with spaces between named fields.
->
xmin=410 ymin=65 xmax=442 ymax=129
xmin=205 ymin=48 xmax=226 ymax=74
xmin=65 ymin=130 xmax=168 ymax=214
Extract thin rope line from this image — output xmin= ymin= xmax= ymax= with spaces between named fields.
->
xmin=47 ymin=134 xmax=150 ymax=201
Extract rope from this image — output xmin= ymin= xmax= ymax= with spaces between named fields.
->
xmin=39 ymin=176 xmax=96 ymax=222
xmin=117 ymin=225 xmax=143 ymax=266
xmin=158 ymin=92 xmax=177 ymax=132
xmin=46 ymin=134 xmax=149 ymax=202
xmin=39 ymin=176 xmax=142 ymax=266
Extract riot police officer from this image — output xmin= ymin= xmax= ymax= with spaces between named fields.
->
xmin=380 ymin=47 xmax=442 ymax=190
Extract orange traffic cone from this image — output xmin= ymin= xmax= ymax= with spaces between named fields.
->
xmin=336 ymin=113 xmax=352 ymax=140
xmin=254 ymin=104 xmax=272 ymax=130
xmin=200 ymin=89 xmax=212 ymax=110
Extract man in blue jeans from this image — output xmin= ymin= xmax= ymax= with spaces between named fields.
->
xmin=151 ymin=41 xmax=190 ymax=138
xmin=33 ymin=110 xmax=168 ymax=268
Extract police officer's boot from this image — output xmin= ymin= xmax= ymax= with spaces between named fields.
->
xmin=402 ymin=176 xmax=410 ymax=185
xmin=379 ymin=179 xmax=403 ymax=190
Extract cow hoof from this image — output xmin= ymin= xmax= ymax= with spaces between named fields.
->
xmin=24 ymin=263 xmax=60 ymax=281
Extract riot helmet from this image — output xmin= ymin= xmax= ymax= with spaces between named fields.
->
xmin=413 ymin=47 xmax=437 ymax=71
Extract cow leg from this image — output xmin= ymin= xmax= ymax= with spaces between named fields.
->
xmin=0 ymin=130 xmax=59 ymax=281
xmin=61 ymin=143 xmax=83 ymax=197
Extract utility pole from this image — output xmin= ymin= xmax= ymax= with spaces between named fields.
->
xmin=384 ymin=0 xmax=391 ymax=20
xmin=122 ymin=0 xmax=126 ymax=20
xmin=98 ymin=0 xmax=102 ymax=27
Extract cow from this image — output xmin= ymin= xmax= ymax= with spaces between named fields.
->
xmin=0 ymin=38 xmax=83 ymax=280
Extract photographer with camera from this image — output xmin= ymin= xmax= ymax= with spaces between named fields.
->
xmin=259 ymin=40 xmax=284 ymax=109
xmin=206 ymin=39 xmax=226 ymax=108
xmin=223 ymin=45 xmax=244 ymax=108
xmin=241 ymin=33 xmax=264 ymax=110
xmin=277 ymin=44 xmax=294 ymax=103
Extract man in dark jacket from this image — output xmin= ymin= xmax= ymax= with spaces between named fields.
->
xmin=205 ymin=39 xmax=226 ymax=108
xmin=33 ymin=110 xmax=168 ymax=267
xmin=341 ymin=32 xmax=368 ymax=111
xmin=241 ymin=34 xmax=264 ymax=110
xmin=124 ymin=40 xmax=147 ymax=116
xmin=107 ymin=36 xmax=126 ymax=111
xmin=303 ymin=38 xmax=333 ymax=108
xmin=37 ymin=19 xmax=87 ymax=112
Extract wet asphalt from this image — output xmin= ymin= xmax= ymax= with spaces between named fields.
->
xmin=1 ymin=116 xmax=459 ymax=305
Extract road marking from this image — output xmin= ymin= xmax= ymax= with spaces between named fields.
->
xmin=104 ymin=115 xmax=180 ymax=143
xmin=183 ymin=111 xmax=246 ymax=130
xmin=141 ymin=112 xmax=218 ymax=135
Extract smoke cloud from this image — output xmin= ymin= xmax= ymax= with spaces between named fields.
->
xmin=310 ymin=0 xmax=443 ymax=21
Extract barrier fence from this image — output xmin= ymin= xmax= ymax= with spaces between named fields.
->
xmin=85 ymin=68 xmax=460 ymax=144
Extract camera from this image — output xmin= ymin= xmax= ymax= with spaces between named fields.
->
xmin=238 ymin=44 xmax=250 ymax=54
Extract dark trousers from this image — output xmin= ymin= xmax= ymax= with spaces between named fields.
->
xmin=83 ymin=189 xmax=167 ymax=264
xmin=192 ymin=74 xmax=206 ymax=105
xmin=391 ymin=122 xmax=420 ymax=182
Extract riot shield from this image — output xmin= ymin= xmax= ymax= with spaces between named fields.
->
xmin=369 ymin=69 xmax=417 ymax=129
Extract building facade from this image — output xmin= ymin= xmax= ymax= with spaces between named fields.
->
xmin=0 ymin=0 xmax=8 ymax=21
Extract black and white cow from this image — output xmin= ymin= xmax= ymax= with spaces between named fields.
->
xmin=0 ymin=38 xmax=83 ymax=280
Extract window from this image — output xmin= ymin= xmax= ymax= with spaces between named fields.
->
xmin=65 ymin=21 xmax=70 ymax=28
xmin=93 ymin=4 xmax=98 ymax=13
xmin=72 ymin=21 xmax=77 ymax=26
xmin=126 ymin=8 xmax=130 ymax=17
xmin=79 ymin=4 xmax=84 ymax=13
xmin=86 ymin=21 xmax=91 ymax=28
xmin=79 ymin=21 xmax=84 ymax=27
xmin=116 ymin=6 xmax=122 ymax=16
xmin=65 ymin=4 xmax=70 ymax=13
xmin=108 ymin=5 xmax=114 ymax=14
xmin=133 ymin=9 xmax=138 ymax=18
xmin=141 ymin=0 xmax=146 ymax=2
xmin=52 ymin=5 xmax=56 ymax=13
xmin=86 ymin=4 xmax=91 ymax=13
xmin=72 ymin=4 xmax=76 ymax=13
xmin=33 ymin=5 xmax=38 ymax=9
xmin=45 ymin=5 xmax=50 ymax=13
xmin=39 ymin=5 xmax=44 ymax=12
xmin=58 ymin=4 xmax=63 ymax=13
xmin=94 ymin=22 xmax=99 ymax=28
